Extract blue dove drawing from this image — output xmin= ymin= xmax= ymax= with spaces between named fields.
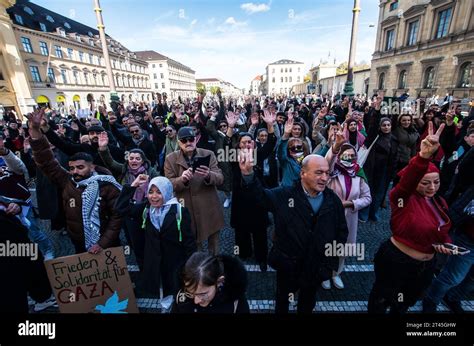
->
xmin=95 ymin=291 xmax=129 ymax=313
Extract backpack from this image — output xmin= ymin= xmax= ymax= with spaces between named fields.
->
xmin=141 ymin=204 xmax=183 ymax=241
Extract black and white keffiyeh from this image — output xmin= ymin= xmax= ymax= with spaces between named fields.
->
xmin=76 ymin=173 xmax=122 ymax=250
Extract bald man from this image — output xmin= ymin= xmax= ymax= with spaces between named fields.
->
xmin=240 ymin=152 xmax=348 ymax=314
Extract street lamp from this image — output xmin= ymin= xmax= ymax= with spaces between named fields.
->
xmin=93 ymin=0 xmax=120 ymax=111
xmin=343 ymin=0 xmax=361 ymax=97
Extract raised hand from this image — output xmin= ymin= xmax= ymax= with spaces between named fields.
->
xmin=238 ymin=147 xmax=254 ymax=175
xmin=226 ymin=111 xmax=239 ymax=128
xmin=284 ymin=116 xmax=294 ymax=135
xmin=98 ymin=131 xmax=109 ymax=150
xmin=131 ymin=174 xmax=149 ymax=188
xmin=420 ymin=121 xmax=445 ymax=159
xmin=262 ymin=109 xmax=276 ymax=125
xmin=250 ymin=113 xmax=259 ymax=126
xmin=333 ymin=123 xmax=346 ymax=152
xmin=318 ymin=106 xmax=328 ymax=119
xmin=27 ymin=108 xmax=45 ymax=131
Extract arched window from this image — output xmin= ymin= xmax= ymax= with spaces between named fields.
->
xmin=458 ymin=62 xmax=472 ymax=88
xmin=378 ymin=72 xmax=385 ymax=90
xmin=423 ymin=67 xmax=435 ymax=88
xmin=398 ymin=70 xmax=407 ymax=89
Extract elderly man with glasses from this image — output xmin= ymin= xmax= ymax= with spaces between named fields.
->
xmin=164 ymin=126 xmax=224 ymax=255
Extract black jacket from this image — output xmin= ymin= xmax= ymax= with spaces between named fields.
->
xmin=115 ymin=185 xmax=196 ymax=296
xmin=0 ymin=211 xmax=52 ymax=312
xmin=243 ymin=177 xmax=348 ymax=286
xmin=171 ymin=255 xmax=249 ymax=313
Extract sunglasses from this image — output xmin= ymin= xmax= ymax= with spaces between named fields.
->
xmin=179 ymin=137 xmax=195 ymax=144
xmin=289 ymin=145 xmax=303 ymax=152
xmin=219 ymin=124 xmax=228 ymax=128
xmin=166 ymin=129 xmax=174 ymax=133
xmin=130 ymin=129 xmax=140 ymax=134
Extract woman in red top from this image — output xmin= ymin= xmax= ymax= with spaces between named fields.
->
xmin=368 ymin=122 xmax=454 ymax=314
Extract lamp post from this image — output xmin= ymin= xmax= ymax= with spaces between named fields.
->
xmin=93 ymin=0 xmax=119 ymax=111
xmin=343 ymin=0 xmax=361 ymax=97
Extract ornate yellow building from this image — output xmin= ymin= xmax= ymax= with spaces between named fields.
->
xmin=1 ymin=0 xmax=153 ymax=118
xmin=369 ymin=0 xmax=473 ymax=99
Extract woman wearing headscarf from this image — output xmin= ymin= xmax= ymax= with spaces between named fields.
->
xmin=344 ymin=118 xmax=366 ymax=151
xmin=368 ymin=122 xmax=454 ymax=314
xmin=115 ymin=175 xmax=197 ymax=298
xmin=277 ymin=115 xmax=311 ymax=187
xmin=323 ymin=131 xmax=372 ymax=290
xmin=359 ymin=117 xmax=399 ymax=222
xmin=98 ymin=132 xmax=159 ymax=269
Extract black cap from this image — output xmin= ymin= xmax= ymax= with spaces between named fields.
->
xmin=87 ymin=125 xmax=105 ymax=133
xmin=177 ymin=126 xmax=196 ymax=140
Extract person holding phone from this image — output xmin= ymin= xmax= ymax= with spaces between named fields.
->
xmin=423 ymin=146 xmax=474 ymax=313
xmin=368 ymin=122 xmax=454 ymax=314
xmin=164 ymin=126 xmax=224 ymax=255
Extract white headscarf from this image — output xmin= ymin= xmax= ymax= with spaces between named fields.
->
xmin=148 ymin=176 xmax=181 ymax=231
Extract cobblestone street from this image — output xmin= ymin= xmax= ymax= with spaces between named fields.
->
xmin=35 ymin=192 xmax=474 ymax=313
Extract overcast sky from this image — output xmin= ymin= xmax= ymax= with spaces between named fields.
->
xmin=34 ymin=0 xmax=379 ymax=89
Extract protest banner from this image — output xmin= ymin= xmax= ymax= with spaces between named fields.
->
xmin=44 ymin=247 xmax=138 ymax=313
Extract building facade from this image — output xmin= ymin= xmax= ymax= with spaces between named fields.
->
xmin=266 ymin=59 xmax=305 ymax=96
xmin=369 ymin=0 xmax=473 ymax=99
xmin=196 ymin=78 xmax=241 ymax=97
xmin=249 ymin=75 xmax=262 ymax=96
xmin=0 ymin=0 xmax=36 ymax=118
xmin=135 ymin=50 xmax=196 ymax=100
xmin=3 ymin=0 xmax=152 ymax=116
xmin=320 ymin=68 xmax=371 ymax=96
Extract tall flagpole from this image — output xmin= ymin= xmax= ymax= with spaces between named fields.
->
xmin=93 ymin=0 xmax=119 ymax=111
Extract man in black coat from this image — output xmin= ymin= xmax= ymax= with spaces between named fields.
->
xmin=239 ymin=152 xmax=348 ymax=314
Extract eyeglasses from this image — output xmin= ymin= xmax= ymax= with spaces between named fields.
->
xmin=130 ymin=129 xmax=140 ymax=134
xmin=179 ymin=137 xmax=195 ymax=144
xmin=289 ymin=145 xmax=303 ymax=152
xmin=183 ymin=286 xmax=215 ymax=301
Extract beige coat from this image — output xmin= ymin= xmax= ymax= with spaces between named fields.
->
xmin=164 ymin=148 xmax=225 ymax=242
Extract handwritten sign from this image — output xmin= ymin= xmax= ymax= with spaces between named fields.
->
xmin=44 ymin=247 xmax=138 ymax=313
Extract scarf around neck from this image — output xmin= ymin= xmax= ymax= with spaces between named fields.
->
xmin=126 ymin=165 xmax=147 ymax=201
xmin=76 ymin=173 xmax=122 ymax=250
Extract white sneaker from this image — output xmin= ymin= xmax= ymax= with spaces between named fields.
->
xmin=223 ymin=198 xmax=231 ymax=208
xmin=332 ymin=275 xmax=344 ymax=289
xmin=321 ymin=280 xmax=331 ymax=290
xmin=34 ymin=296 xmax=58 ymax=312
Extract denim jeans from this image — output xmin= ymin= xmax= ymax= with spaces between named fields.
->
xmin=424 ymin=232 xmax=474 ymax=305
xmin=26 ymin=207 xmax=54 ymax=258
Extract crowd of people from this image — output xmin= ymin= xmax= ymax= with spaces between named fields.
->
xmin=0 ymin=89 xmax=473 ymax=314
